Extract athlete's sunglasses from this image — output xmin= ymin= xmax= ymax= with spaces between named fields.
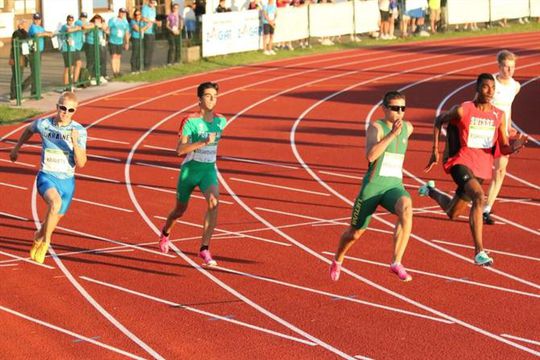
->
xmin=387 ymin=105 xmax=406 ymax=112
xmin=57 ymin=104 xmax=76 ymax=113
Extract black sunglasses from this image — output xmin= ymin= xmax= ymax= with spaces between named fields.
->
xmin=57 ymin=104 xmax=76 ymax=113
xmin=387 ymin=105 xmax=406 ymax=112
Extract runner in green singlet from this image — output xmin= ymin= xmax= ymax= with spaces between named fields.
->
xmin=330 ymin=91 xmax=414 ymax=282
xmin=158 ymin=82 xmax=226 ymax=266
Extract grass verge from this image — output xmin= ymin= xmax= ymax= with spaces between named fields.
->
xmin=0 ymin=106 xmax=41 ymax=126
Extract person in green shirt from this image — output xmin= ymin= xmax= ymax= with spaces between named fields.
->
xmin=330 ymin=91 xmax=414 ymax=282
xmin=159 ymin=82 xmax=227 ymax=267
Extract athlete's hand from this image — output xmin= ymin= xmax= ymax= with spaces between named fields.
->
xmin=424 ymin=151 xmax=439 ymax=173
xmin=391 ymin=120 xmax=402 ymax=136
xmin=205 ymin=132 xmax=216 ymax=145
xmin=9 ymin=148 xmax=18 ymax=162
xmin=511 ymin=133 xmax=528 ymax=153
xmin=71 ymin=129 xmax=79 ymax=146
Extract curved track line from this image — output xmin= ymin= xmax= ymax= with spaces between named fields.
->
xmin=284 ymin=63 xmax=540 ymax=357
xmin=30 ymin=182 xmax=164 ymax=359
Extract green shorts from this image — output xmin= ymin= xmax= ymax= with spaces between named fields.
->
xmin=176 ymin=161 xmax=218 ymax=203
xmin=350 ymin=183 xmax=410 ymax=230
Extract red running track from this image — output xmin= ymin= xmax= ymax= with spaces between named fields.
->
xmin=1 ymin=32 xmax=539 ymax=359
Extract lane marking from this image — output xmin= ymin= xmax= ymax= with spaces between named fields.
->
xmin=31 ymin=182 xmax=165 ymax=360
xmin=73 ymin=197 xmax=133 ymax=213
xmin=230 ymin=177 xmax=330 ymax=196
xmin=0 ymin=305 xmax=145 ymax=360
xmin=432 ymin=240 xmax=540 ymax=262
xmin=221 ymin=156 xmax=299 ymax=170
xmin=0 ymin=182 xmax=27 ymax=190
xmin=137 ymin=184 xmax=234 ymax=205
xmin=0 ymin=158 xmax=36 ymax=168
xmin=319 ymin=170 xmax=362 ymax=180
xmin=500 ymin=334 xmax=540 ymax=346
xmin=321 ymin=252 xmax=540 ymax=299
xmin=135 ymin=161 xmax=178 ymax=172
xmin=213 ymin=265 xmax=453 ymax=324
xmin=0 ymin=250 xmax=54 ymax=270
xmin=143 ymin=144 xmax=174 ymax=152
xmin=154 ymin=216 xmax=291 ymax=247
xmin=88 ymin=154 xmax=121 ymax=162
xmin=87 ymin=136 xmax=130 ymax=145
xmin=0 ymin=211 xmax=29 ymax=221
xmin=81 ymin=276 xmax=318 ymax=347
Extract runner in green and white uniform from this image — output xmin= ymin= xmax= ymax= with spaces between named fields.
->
xmin=158 ymin=82 xmax=225 ymax=267
xmin=330 ymin=91 xmax=414 ymax=282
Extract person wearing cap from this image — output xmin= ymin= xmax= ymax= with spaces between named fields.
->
xmin=108 ymin=8 xmax=130 ymax=77
xmin=28 ymin=13 xmax=52 ymax=98
xmin=60 ymin=15 xmax=83 ymax=90
xmin=86 ymin=14 xmax=109 ymax=84
xmin=9 ymin=19 xmax=31 ymax=103
xmin=141 ymin=0 xmax=159 ymax=70
xmin=130 ymin=8 xmax=151 ymax=72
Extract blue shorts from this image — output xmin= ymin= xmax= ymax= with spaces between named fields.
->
xmin=407 ymin=7 xmax=425 ymax=18
xmin=36 ymin=171 xmax=75 ymax=215
xmin=185 ymin=19 xmax=196 ymax=32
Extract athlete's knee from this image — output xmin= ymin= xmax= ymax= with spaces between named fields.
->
xmin=396 ymin=197 xmax=412 ymax=220
xmin=208 ymin=197 xmax=219 ymax=211
xmin=494 ymin=167 xmax=506 ymax=180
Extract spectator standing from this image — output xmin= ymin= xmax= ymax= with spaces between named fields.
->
xmin=142 ymin=0 xmax=159 ymax=70
xmin=166 ymin=3 xmax=184 ymax=65
xmin=75 ymin=12 xmax=92 ymax=74
xmin=262 ymin=0 xmax=277 ymax=55
xmin=183 ymin=2 xmax=197 ymax=40
xmin=108 ymin=8 xmax=130 ymax=77
xmin=60 ymin=15 xmax=83 ymax=90
xmin=379 ymin=0 xmax=391 ymax=40
xmin=248 ymin=0 xmax=261 ymax=10
xmin=28 ymin=13 xmax=52 ymax=98
xmin=216 ymin=0 xmax=231 ymax=12
xmin=130 ymin=9 xmax=150 ymax=72
xmin=428 ymin=0 xmax=441 ymax=33
xmin=9 ymin=19 xmax=30 ymax=103
xmin=388 ymin=0 xmax=398 ymax=39
xmin=86 ymin=14 xmax=109 ymax=84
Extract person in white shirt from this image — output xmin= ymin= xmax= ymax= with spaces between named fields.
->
xmin=483 ymin=50 xmax=522 ymax=225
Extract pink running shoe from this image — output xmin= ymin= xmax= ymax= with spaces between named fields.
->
xmin=330 ymin=260 xmax=341 ymax=281
xmin=199 ymin=249 xmax=217 ymax=267
xmin=390 ymin=263 xmax=412 ymax=282
xmin=159 ymin=234 xmax=171 ymax=254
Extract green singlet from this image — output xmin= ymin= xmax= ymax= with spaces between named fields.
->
xmin=350 ymin=119 xmax=411 ymax=229
xmin=176 ymin=113 xmax=227 ymax=203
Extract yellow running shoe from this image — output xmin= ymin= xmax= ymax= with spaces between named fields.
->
xmin=29 ymin=241 xmax=42 ymax=260
xmin=34 ymin=242 xmax=49 ymax=264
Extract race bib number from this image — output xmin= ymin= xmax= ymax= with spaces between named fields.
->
xmin=43 ymin=148 xmax=72 ymax=174
xmin=467 ymin=123 xmax=496 ymax=149
xmin=379 ymin=152 xmax=404 ymax=179
xmin=192 ymin=144 xmax=217 ymax=163
xmin=21 ymin=42 xmax=30 ymax=55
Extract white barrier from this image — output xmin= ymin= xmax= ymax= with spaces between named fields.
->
xmin=354 ymin=0 xmax=380 ymax=35
xmin=202 ymin=10 xmax=261 ymax=57
xmin=447 ymin=0 xmax=490 ymax=24
xmin=532 ymin=0 xmax=540 ymax=17
xmin=274 ymin=6 xmax=309 ymax=43
xmin=490 ymin=0 xmax=529 ymax=21
xmin=309 ymin=2 xmax=354 ymax=38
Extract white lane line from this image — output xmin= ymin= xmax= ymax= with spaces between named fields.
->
xmin=94 ymin=249 xmax=135 ymax=254
xmin=354 ymin=355 xmax=374 ymax=360
xmin=153 ymin=216 xmax=291 ymax=247
xmin=0 ymin=263 xmax=18 ymax=267
xmin=288 ymin=43 xmax=540 ymax=355
xmin=73 ymin=198 xmax=133 ymax=213
xmin=87 ymin=136 xmax=130 ymax=145
xmin=255 ymin=207 xmax=394 ymax=235
xmin=81 ymin=276 xmax=318 ymax=347
xmin=0 ymin=249 xmax=54 ymax=269
xmin=0 ymin=158 xmax=36 ymax=168
xmin=55 ymin=226 xmax=176 ymax=258
xmin=137 ymin=184 xmax=234 ymax=205
xmin=31 ymin=183 xmax=165 ymax=360
xmin=88 ymin=154 xmax=121 ymax=162
xmin=321 ymin=252 xmax=540 ymax=299
xmin=143 ymin=144 xmax=175 ymax=152
xmin=432 ymin=240 xmax=540 ymax=262
xmin=501 ymin=334 xmax=540 ymax=346
xmin=135 ymin=161 xmax=178 ymax=172
xmin=0 ymin=305 xmax=146 ymax=360
xmin=0 ymin=182 xmax=27 ymax=190
xmin=230 ymin=177 xmax=330 ymax=196
xmin=319 ymin=170 xmax=362 ymax=180
xmin=508 ymin=75 xmax=540 ymax=145
xmin=214 ymin=265 xmax=453 ymax=324
xmin=0 ymin=211 xmax=29 ymax=221
xmin=504 ymin=171 xmax=540 ymax=191
xmin=76 ymin=173 xmax=120 ymax=184
xmin=497 ymin=198 xmax=540 ymax=207
xmin=221 ymin=156 xmax=299 ymax=170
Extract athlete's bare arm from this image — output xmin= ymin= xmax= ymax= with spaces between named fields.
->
xmin=176 ymin=133 xmax=215 ymax=156
xmin=498 ymin=112 xmax=528 ymax=155
xmin=424 ymin=105 xmax=463 ymax=172
xmin=366 ymin=121 xmax=403 ymax=163
xmin=9 ymin=122 xmax=36 ymax=162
